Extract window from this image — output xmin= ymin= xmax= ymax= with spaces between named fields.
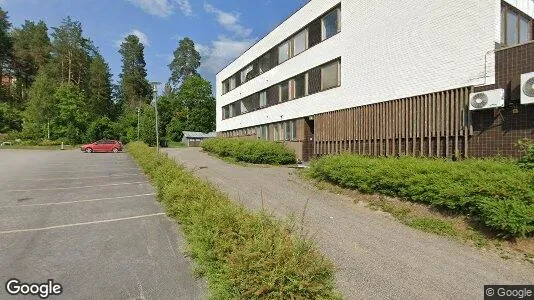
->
xmin=284 ymin=122 xmax=291 ymax=140
xmin=280 ymin=82 xmax=289 ymax=102
xmin=274 ymin=124 xmax=279 ymax=141
xmin=322 ymin=8 xmax=340 ymax=40
xmin=222 ymin=80 xmax=229 ymax=94
xmin=259 ymin=52 xmax=271 ymax=74
xmin=502 ymin=4 xmax=532 ymax=46
xmin=291 ymin=120 xmax=297 ymax=141
xmin=292 ymin=29 xmax=308 ymax=56
xmin=279 ymin=41 xmax=290 ymax=63
xmin=259 ymin=91 xmax=267 ymax=108
xmin=294 ymin=73 xmax=307 ymax=99
xmin=240 ymin=65 xmax=254 ymax=83
xmin=261 ymin=125 xmax=269 ymax=140
xmin=222 ymin=106 xmax=229 ymax=119
xmin=321 ymin=60 xmax=340 ymax=90
xmin=229 ymin=76 xmax=236 ymax=91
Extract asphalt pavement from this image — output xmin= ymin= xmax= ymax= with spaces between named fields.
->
xmin=0 ymin=149 xmax=205 ymax=300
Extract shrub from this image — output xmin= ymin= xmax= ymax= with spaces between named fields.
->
xmin=127 ymin=142 xmax=338 ymax=299
xmin=517 ymin=138 xmax=534 ymax=170
xmin=201 ymin=138 xmax=296 ymax=165
xmin=308 ymin=154 xmax=534 ymax=237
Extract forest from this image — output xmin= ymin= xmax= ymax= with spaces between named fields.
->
xmin=0 ymin=7 xmax=215 ymax=146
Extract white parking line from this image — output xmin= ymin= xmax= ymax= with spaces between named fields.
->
xmin=27 ymin=168 xmax=141 ymax=174
xmin=16 ymin=173 xmax=143 ymax=181
xmin=8 ymin=181 xmax=149 ymax=192
xmin=0 ymin=194 xmax=155 ymax=208
xmin=0 ymin=213 xmax=166 ymax=235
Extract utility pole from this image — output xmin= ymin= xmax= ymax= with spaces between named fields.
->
xmin=136 ymin=107 xmax=140 ymax=141
xmin=150 ymin=82 xmax=162 ymax=153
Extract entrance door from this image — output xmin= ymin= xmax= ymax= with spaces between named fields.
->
xmin=303 ymin=117 xmax=315 ymax=161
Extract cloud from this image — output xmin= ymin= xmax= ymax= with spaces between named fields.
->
xmin=127 ymin=0 xmax=193 ymax=17
xmin=115 ymin=29 xmax=150 ymax=48
xmin=203 ymin=3 xmax=252 ymax=38
xmin=197 ymin=36 xmax=255 ymax=74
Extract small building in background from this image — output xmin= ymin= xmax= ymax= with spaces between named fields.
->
xmin=182 ymin=131 xmax=216 ymax=147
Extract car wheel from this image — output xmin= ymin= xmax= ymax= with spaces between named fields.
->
xmin=85 ymin=148 xmax=93 ymax=153
xmin=112 ymin=148 xmax=119 ymax=153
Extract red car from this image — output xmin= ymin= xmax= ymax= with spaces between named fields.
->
xmin=81 ymin=140 xmax=123 ymax=153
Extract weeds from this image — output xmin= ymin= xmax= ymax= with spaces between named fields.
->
xmin=127 ymin=142 xmax=338 ymax=299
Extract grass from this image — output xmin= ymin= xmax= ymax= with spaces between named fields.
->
xmin=127 ymin=142 xmax=339 ymax=299
xmin=303 ymin=174 xmax=534 ymax=263
xmin=167 ymin=141 xmax=187 ymax=148
xmin=308 ymin=154 xmax=534 ymax=237
xmin=201 ymin=138 xmax=296 ymax=165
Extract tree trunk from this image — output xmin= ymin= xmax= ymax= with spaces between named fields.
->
xmin=47 ymin=120 xmax=50 ymax=140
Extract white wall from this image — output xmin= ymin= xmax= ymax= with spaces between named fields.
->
xmin=217 ymin=0 xmax=502 ymax=132
xmin=504 ymin=0 xmax=534 ymax=17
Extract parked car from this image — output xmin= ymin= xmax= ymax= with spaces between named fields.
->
xmin=81 ymin=140 xmax=123 ymax=153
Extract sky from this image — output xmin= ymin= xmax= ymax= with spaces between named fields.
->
xmin=1 ymin=0 xmax=308 ymax=92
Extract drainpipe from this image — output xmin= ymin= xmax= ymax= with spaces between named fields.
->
xmin=483 ymin=49 xmax=496 ymax=86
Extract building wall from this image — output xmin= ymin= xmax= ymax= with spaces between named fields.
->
xmin=470 ymin=41 xmax=534 ymax=157
xmin=217 ymin=0 xmax=503 ymax=133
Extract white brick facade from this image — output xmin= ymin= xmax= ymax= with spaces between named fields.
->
xmin=216 ymin=0 xmax=532 ymax=133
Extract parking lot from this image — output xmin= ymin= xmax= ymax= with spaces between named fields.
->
xmin=0 ymin=150 xmax=205 ymax=299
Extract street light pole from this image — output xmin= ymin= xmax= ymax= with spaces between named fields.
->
xmin=150 ymin=82 xmax=162 ymax=153
xmin=136 ymin=107 xmax=140 ymax=141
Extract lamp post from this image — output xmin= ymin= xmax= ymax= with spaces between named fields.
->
xmin=136 ymin=107 xmax=140 ymax=141
xmin=150 ymin=82 xmax=162 ymax=153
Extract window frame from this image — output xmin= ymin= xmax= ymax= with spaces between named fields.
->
xmin=292 ymin=29 xmax=308 ymax=57
xmin=259 ymin=90 xmax=267 ymax=108
xmin=320 ymin=60 xmax=341 ymax=91
xmin=279 ymin=81 xmax=290 ymax=102
xmin=278 ymin=41 xmax=290 ymax=64
xmin=501 ymin=3 xmax=533 ymax=47
xmin=321 ymin=7 xmax=341 ymax=41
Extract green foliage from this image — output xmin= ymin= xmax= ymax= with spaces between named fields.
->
xmin=176 ymin=74 xmax=216 ymax=134
xmin=407 ymin=218 xmax=458 ymax=237
xmin=23 ymin=66 xmax=58 ymax=139
xmin=11 ymin=20 xmax=51 ymax=100
xmin=127 ymin=142 xmax=338 ymax=299
xmin=0 ymin=8 xmax=12 ymax=72
xmin=85 ymin=116 xmax=117 ymax=142
xmin=517 ymin=138 xmax=534 ymax=170
xmin=119 ymin=34 xmax=151 ymax=108
xmin=308 ymin=154 xmax=534 ymax=237
xmin=168 ymin=37 xmax=200 ymax=86
xmin=53 ymin=83 xmax=89 ymax=144
xmin=0 ymin=102 xmax=22 ymax=132
xmin=202 ymin=138 xmax=297 ymax=165
xmin=88 ymin=54 xmax=113 ymax=117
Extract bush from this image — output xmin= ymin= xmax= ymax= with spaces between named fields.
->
xmin=517 ymin=138 xmax=534 ymax=170
xmin=201 ymin=138 xmax=297 ymax=165
xmin=308 ymin=154 xmax=534 ymax=237
xmin=127 ymin=142 xmax=338 ymax=299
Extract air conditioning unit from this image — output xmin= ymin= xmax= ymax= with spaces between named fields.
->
xmin=469 ymin=89 xmax=504 ymax=111
xmin=521 ymin=72 xmax=534 ymax=105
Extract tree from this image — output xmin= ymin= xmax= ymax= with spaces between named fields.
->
xmin=11 ymin=20 xmax=51 ymax=101
xmin=54 ymin=83 xmax=89 ymax=143
xmin=0 ymin=102 xmax=22 ymax=132
xmin=88 ymin=54 xmax=113 ymax=117
xmin=176 ymin=75 xmax=215 ymax=133
xmin=0 ymin=7 xmax=11 ymax=76
xmin=51 ymin=17 xmax=92 ymax=87
xmin=118 ymin=34 xmax=151 ymax=108
xmin=86 ymin=116 xmax=117 ymax=141
xmin=168 ymin=37 xmax=200 ymax=87
xmin=24 ymin=66 xmax=58 ymax=139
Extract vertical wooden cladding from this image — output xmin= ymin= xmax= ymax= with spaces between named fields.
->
xmin=314 ymin=87 xmax=471 ymax=158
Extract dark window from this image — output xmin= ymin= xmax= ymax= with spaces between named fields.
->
xmin=294 ymin=73 xmax=307 ymax=98
xmin=280 ymin=82 xmax=289 ymax=102
xmin=259 ymin=53 xmax=271 ymax=74
xmin=321 ymin=60 xmax=340 ymax=90
xmin=222 ymin=80 xmax=229 ymax=94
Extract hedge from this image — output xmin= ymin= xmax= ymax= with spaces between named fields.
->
xmin=201 ymin=138 xmax=296 ymax=165
xmin=308 ymin=154 xmax=534 ymax=237
xmin=127 ymin=142 xmax=339 ymax=299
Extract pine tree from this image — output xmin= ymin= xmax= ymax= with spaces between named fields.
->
xmin=88 ymin=54 xmax=112 ymax=117
xmin=168 ymin=37 xmax=200 ymax=87
xmin=118 ymin=34 xmax=151 ymax=109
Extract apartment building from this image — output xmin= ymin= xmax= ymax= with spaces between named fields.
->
xmin=216 ymin=0 xmax=534 ymax=161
